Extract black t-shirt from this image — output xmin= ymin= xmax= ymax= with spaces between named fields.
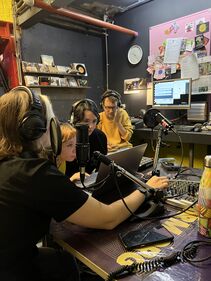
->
xmin=66 ymin=128 xmax=107 ymax=176
xmin=0 ymin=156 xmax=89 ymax=269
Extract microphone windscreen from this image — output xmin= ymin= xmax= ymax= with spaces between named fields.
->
xmin=143 ymin=108 xmax=160 ymax=129
xmin=75 ymin=123 xmax=89 ymax=143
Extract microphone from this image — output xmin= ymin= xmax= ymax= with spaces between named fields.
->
xmin=155 ymin=112 xmax=174 ymax=130
xmin=75 ymin=123 xmax=90 ymax=184
xmin=143 ymin=108 xmax=174 ymax=131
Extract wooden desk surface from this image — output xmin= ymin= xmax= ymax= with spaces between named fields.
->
xmin=50 ymin=210 xmax=211 ymax=281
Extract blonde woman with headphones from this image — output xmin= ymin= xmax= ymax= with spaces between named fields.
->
xmin=0 ymin=87 xmax=168 ymax=281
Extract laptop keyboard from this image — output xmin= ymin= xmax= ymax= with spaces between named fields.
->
xmin=138 ymin=156 xmax=154 ymax=171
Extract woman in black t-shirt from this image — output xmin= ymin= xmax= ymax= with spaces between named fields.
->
xmin=0 ymin=87 xmax=168 ymax=281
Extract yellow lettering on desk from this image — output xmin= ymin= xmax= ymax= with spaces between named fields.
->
xmin=175 ymin=212 xmax=198 ymax=223
xmin=117 ymin=252 xmax=145 ymax=265
xmin=162 ymin=218 xmax=189 ymax=235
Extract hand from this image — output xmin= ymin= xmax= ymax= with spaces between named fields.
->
xmin=146 ymin=176 xmax=169 ymax=189
xmin=108 ymin=143 xmax=118 ymax=152
xmin=114 ymin=108 xmax=121 ymax=124
xmin=70 ymin=172 xmax=90 ymax=182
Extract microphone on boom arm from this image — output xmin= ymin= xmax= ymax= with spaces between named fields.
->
xmin=93 ymin=151 xmax=165 ymax=219
xmin=143 ymin=108 xmax=176 ymax=132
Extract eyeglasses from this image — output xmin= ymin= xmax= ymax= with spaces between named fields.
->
xmin=103 ymin=105 xmax=117 ymax=110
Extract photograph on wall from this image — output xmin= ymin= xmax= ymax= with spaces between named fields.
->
xmin=124 ymin=78 xmax=147 ymax=94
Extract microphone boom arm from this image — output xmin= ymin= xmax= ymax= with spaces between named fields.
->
xmin=111 ymin=162 xmax=154 ymax=194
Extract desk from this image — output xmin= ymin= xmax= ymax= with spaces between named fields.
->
xmin=133 ymin=128 xmax=211 ymax=167
xmin=51 ymin=216 xmax=211 ymax=281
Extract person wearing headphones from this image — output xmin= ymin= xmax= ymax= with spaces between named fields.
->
xmin=98 ymin=89 xmax=133 ymax=152
xmin=0 ymin=87 xmax=169 ymax=281
xmin=66 ymin=98 xmax=107 ymax=177
xmin=57 ymin=122 xmax=89 ymax=182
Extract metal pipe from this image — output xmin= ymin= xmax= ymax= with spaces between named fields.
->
xmin=105 ymin=31 xmax=109 ymax=90
xmin=33 ymin=0 xmax=138 ymax=37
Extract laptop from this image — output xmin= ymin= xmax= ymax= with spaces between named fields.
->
xmin=90 ymin=143 xmax=148 ymax=204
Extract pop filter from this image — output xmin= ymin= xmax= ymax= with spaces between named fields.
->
xmin=50 ymin=117 xmax=62 ymax=157
xmin=143 ymin=108 xmax=160 ymax=129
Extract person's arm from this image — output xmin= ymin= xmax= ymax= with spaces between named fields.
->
xmin=66 ymin=176 xmax=168 ymax=230
xmin=66 ymin=190 xmax=145 ymax=230
xmin=114 ymin=109 xmax=133 ymax=141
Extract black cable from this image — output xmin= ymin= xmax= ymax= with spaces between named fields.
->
xmin=107 ymin=239 xmax=211 ymax=280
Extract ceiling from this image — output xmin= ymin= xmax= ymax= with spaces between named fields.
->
xmin=53 ymin=0 xmax=153 ymax=19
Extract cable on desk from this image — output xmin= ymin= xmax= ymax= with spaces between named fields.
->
xmin=107 ymin=240 xmax=211 ymax=280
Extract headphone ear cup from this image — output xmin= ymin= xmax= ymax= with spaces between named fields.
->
xmin=19 ymin=115 xmax=47 ymax=141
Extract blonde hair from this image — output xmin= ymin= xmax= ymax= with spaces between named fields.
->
xmin=60 ymin=122 xmax=76 ymax=143
xmin=0 ymin=88 xmax=55 ymax=157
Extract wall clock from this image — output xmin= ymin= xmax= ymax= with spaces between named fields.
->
xmin=128 ymin=44 xmax=143 ymax=65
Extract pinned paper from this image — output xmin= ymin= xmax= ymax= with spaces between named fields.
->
xmin=180 ymin=54 xmax=199 ymax=80
xmin=185 ymin=22 xmax=194 ymax=33
xmin=196 ymin=22 xmax=209 ymax=34
xmin=164 ymin=38 xmax=182 ymax=64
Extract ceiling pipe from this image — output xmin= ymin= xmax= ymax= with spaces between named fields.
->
xmin=33 ymin=0 xmax=138 ymax=37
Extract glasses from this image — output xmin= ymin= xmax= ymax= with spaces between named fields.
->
xmin=103 ymin=105 xmax=117 ymax=110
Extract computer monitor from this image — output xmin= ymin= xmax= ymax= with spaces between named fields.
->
xmin=152 ymin=78 xmax=191 ymax=109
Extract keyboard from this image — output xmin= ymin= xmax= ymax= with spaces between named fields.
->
xmin=165 ymin=179 xmax=200 ymax=209
xmin=173 ymin=125 xmax=195 ymax=132
xmin=138 ymin=156 xmax=154 ymax=171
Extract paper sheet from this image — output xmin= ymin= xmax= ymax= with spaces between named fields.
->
xmin=180 ymin=54 xmax=199 ymax=80
xmin=164 ymin=38 xmax=183 ymax=63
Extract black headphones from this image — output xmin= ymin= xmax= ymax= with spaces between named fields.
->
xmin=69 ymin=98 xmax=100 ymax=125
xmin=100 ymin=90 xmax=122 ymax=108
xmin=11 ymin=86 xmax=47 ymax=141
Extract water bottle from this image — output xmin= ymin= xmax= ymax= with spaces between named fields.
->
xmin=198 ymin=155 xmax=211 ymax=237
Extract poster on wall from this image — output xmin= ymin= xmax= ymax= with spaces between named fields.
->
xmin=148 ymin=8 xmax=211 ymax=79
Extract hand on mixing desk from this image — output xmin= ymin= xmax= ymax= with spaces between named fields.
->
xmin=146 ymin=176 xmax=169 ymax=189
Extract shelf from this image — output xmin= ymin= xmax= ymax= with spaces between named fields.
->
xmin=23 ymin=71 xmax=87 ymax=77
xmin=28 ymin=85 xmax=90 ymax=89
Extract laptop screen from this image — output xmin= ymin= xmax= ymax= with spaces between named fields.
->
xmin=92 ymin=143 xmax=148 ymax=204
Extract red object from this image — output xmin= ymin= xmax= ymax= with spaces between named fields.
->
xmin=0 ymin=21 xmax=19 ymax=89
xmin=34 ymin=0 xmax=138 ymax=37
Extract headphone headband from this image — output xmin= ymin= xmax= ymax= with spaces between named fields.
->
xmin=69 ymin=98 xmax=100 ymax=125
xmin=100 ymin=89 xmax=122 ymax=107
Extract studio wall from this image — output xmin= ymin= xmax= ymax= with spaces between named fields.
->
xmin=109 ymin=0 xmax=211 ymax=116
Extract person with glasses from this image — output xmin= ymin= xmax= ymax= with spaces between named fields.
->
xmin=98 ymin=90 xmax=133 ymax=152
xmin=66 ymin=99 xmax=108 ymax=177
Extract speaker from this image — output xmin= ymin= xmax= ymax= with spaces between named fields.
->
xmin=69 ymin=98 xmax=100 ymax=125
xmin=11 ymin=86 xmax=47 ymax=141
xmin=100 ymin=90 xmax=122 ymax=108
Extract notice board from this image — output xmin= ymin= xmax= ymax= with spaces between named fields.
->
xmin=149 ymin=8 xmax=211 ymax=57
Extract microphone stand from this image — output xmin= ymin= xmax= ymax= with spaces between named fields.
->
xmin=152 ymin=127 xmax=164 ymax=176
xmin=152 ymin=126 xmax=173 ymax=176
xmin=111 ymin=162 xmax=164 ymax=203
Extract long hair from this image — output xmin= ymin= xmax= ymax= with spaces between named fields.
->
xmin=0 ymin=89 xmax=55 ymax=157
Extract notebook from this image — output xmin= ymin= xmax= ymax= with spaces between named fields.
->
xmin=91 ymin=143 xmax=148 ymax=204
